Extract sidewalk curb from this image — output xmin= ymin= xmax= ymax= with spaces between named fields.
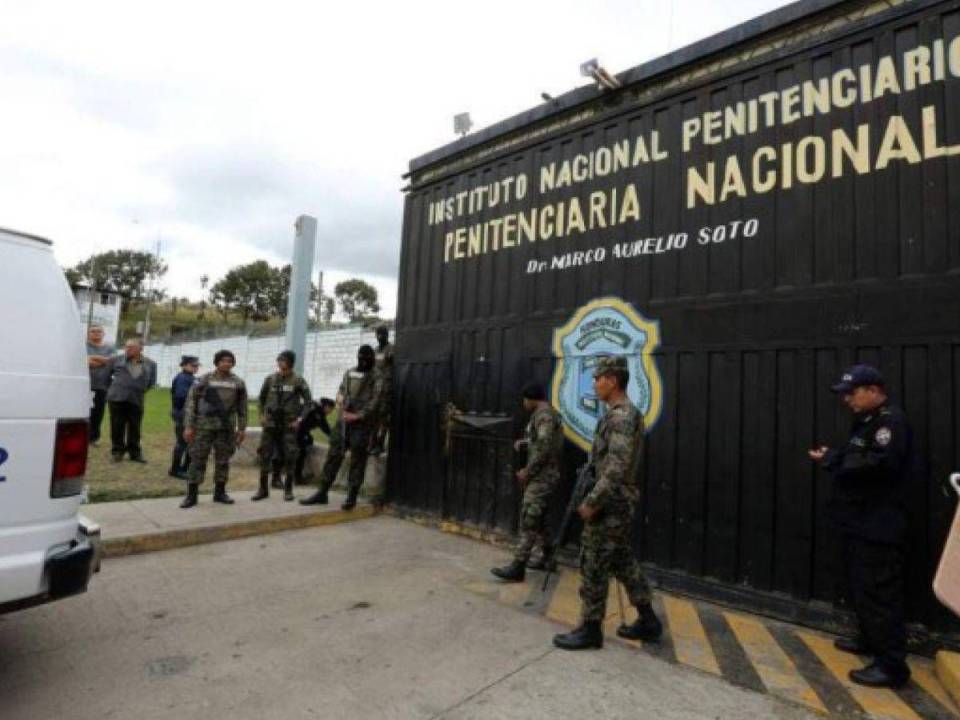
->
xmin=101 ymin=505 xmax=379 ymax=559
xmin=383 ymin=506 xmax=515 ymax=550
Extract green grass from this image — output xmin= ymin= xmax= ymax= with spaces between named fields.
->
xmin=86 ymin=388 xmax=265 ymax=503
xmin=122 ymin=301 xmax=286 ymax=341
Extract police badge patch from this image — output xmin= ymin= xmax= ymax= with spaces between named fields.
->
xmin=550 ymin=297 xmax=663 ymax=451
xmin=875 ymin=427 xmax=893 ymax=447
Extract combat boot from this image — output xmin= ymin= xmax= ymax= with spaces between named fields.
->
xmin=617 ymin=602 xmax=663 ymax=642
xmin=849 ymin=661 xmax=910 ymax=688
xmin=553 ymin=621 xmax=603 ymax=650
xmin=251 ymin=471 xmax=269 ymax=501
xmin=300 ymin=482 xmax=330 ymax=505
xmin=341 ymin=488 xmax=359 ymax=511
xmin=271 ymin=469 xmax=283 ymax=490
xmin=179 ymin=483 xmax=199 ymax=509
xmin=213 ymin=482 xmax=234 ymax=504
xmin=491 ymin=560 xmax=526 ymax=582
xmin=283 ymin=474 xmax=295 ymax=502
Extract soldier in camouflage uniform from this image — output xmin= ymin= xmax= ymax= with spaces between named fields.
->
xmin=554 ymin=355 xmax=662 ymax=650
xmin=301 ymin=345 xmax=383 ymax=511
xmin=181 ymin=349 xmax=248 ymax=509
xmin=491 ymin=382 xmax=562 ymax=582
xmin=253 ymin=350 xmax=312 ymax=502
xmin=369 ymin=324 xmax=394 ymax=456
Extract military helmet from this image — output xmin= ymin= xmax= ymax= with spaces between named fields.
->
xmin=592 ymin=355 xmax=628 ymax=378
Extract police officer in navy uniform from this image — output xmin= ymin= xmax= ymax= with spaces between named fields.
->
xmin=169 ymin=355 xmax=200 ymax=479
xmin=809 ymin=364 xmax=912 ymax=688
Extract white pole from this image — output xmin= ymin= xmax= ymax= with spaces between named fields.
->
xmin=285 ymin=216 xmax=317 ymax=374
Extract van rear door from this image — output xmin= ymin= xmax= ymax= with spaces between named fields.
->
xmin=0 ymin=229 xmax=90 ymax=602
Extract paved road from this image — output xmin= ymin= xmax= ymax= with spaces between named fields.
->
xmin=1 ymin=517 xmax=815 ymax=720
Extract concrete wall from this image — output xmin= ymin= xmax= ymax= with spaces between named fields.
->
xmin=145 ymin=326 xmax=377 ymax=398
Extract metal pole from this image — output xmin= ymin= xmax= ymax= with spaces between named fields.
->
xmin=85 ymin=286 xmax=95 ymax=334
xmin=285 ymin=215 xmax=317 ymax=374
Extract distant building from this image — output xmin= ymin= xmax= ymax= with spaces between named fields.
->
xmin=73 ymin=286 xmax=122 ymax=345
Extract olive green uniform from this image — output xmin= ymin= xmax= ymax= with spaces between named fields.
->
xmin=320 ymin=366 xmax=384 ymax=493
xmin=514 ymin=405 xmax=563 ymax=564
xmin=578 ymin=396 xmax=651 ymax=622
xmin=184 ymin=371 xmax=248 ymax=487
xmin=257 ymin=372 xmax=312 ymax=479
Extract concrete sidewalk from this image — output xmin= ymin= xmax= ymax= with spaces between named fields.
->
xmin=82 ymin=489 xmax=377 ymax=558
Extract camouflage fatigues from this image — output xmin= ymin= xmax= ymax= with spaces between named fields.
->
xmin=319 ymin=365 xmax=384 ymax=492
xmin=374 ymin=341 xmax=395 ymax=420
xmin=257 ymin=372 xmax=312 ymax=478
xmin=578 ymin=392 xmax=651 ymax=622
xmin=514 ymin=405 xmax=563 ymax=563
xmin=184 ymin=371 xmax=248 ymax=487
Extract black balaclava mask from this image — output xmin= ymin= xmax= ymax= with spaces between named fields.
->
xmin=357 ymin=345 xmax=375 ymax=372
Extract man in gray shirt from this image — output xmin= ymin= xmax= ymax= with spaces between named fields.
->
xmin=86 ymin=325 xmax=116 ymax=445
xmin=106 ymin=338 xmax=157 ymax=462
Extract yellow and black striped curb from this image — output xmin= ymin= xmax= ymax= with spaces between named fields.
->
xmin=465 ymin=569 xmax=960 ymax=720
xmin=101 ymin=505 xmax=379 ymax=559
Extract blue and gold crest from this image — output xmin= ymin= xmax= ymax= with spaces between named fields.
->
xmin=550 ymin=297 xmax=663 ymax=451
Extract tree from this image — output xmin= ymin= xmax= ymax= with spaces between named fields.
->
xmin=320 ymin=295 xmax=335 ymax=324
xmin=62 ymin=267 xmax=82 ymax=287
xmin=265 ymin=264 xmax=319 ymax=320
xmin=199 ymin=274 xmax=210 ymax=319
xmin=334 ymin=278 xmax=380 ymax=323
xmin=69 ymin=250 xmax=167 ymax=311
xmin=209 ymin=261 xmax=275 ymax=324
xmin=71 ymin=249 xmax=166 ymax=299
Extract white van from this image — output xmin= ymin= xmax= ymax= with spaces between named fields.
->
xmin=0 ymin=227 xmax=100 ymax=613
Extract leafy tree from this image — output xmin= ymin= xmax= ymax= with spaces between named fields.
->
xmin=265 ymin=264 xmax=319 ymax=320
xmin=209 ymin=260 xmax=275 ymax=324
xmin=334 ymin=278 xmax=380 ymax=323
xmin=320 ymin=295 xmax=335 ymax=324
xmin=62 ymin=267 xmax=83 ymax=287
xmin=69 ymin=250 xmax=167 ymax=310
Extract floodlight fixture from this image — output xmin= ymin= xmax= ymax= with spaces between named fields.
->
xmin=580 ymin=57 xmax=622 ymax=91
xmin=580 ymin=58 xmax=600 ymax=78
xmin=454 ymin=112 xmax=473 ymax=137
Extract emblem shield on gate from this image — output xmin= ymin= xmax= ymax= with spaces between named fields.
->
xmin=550 ymin=297 xmax=663 ymax=451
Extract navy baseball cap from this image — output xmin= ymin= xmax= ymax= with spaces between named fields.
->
xmin=831 ymin=364 xmax=885 ymax=394
xmin=180 ymin=355 xmax=199 ymax=366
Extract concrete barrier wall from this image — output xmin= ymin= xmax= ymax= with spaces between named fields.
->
xmin=145 ymin=326 xmax=377 ymax=398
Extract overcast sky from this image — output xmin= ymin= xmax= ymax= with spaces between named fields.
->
xmin=0 ymin=0 xmax=791 ymax=319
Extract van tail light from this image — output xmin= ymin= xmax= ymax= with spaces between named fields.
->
xmin=51 ymin=420 xmax=88 ymax=498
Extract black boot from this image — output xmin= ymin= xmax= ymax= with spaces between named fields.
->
xmin=283 ymin=474 xmax=295 ymax=502
xmin=554 ymin=621 xmax=603 ymax=650
xmin=179 ymin=483 xmax=199 ymax=509
xmin=491 ymin=560 xmax=526 ymax=582
xmin=300 ymin=484 xmax=330 ymax=505
xmin=849 ymin=661 xmax=910 ymax=688
xmin=341 ymin=488 xmax=359 ymax=511
xmin=527 ymin=545 xmax=554 ymax=571
xmin=617 ymin=602 xmax=663 ymax=642
xmin=251 ymin=472 xmax=269 ymax=501
xmin=271 ymin=469 xmax=283 ymax=490
xmin=213 ymin=482 xmax=234 ymax=504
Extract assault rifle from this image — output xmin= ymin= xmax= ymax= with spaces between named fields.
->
xmin=204 ymin=382 xmax=232 ymax=431
xmin=542 ymin=460 xmax=596 ymax=592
